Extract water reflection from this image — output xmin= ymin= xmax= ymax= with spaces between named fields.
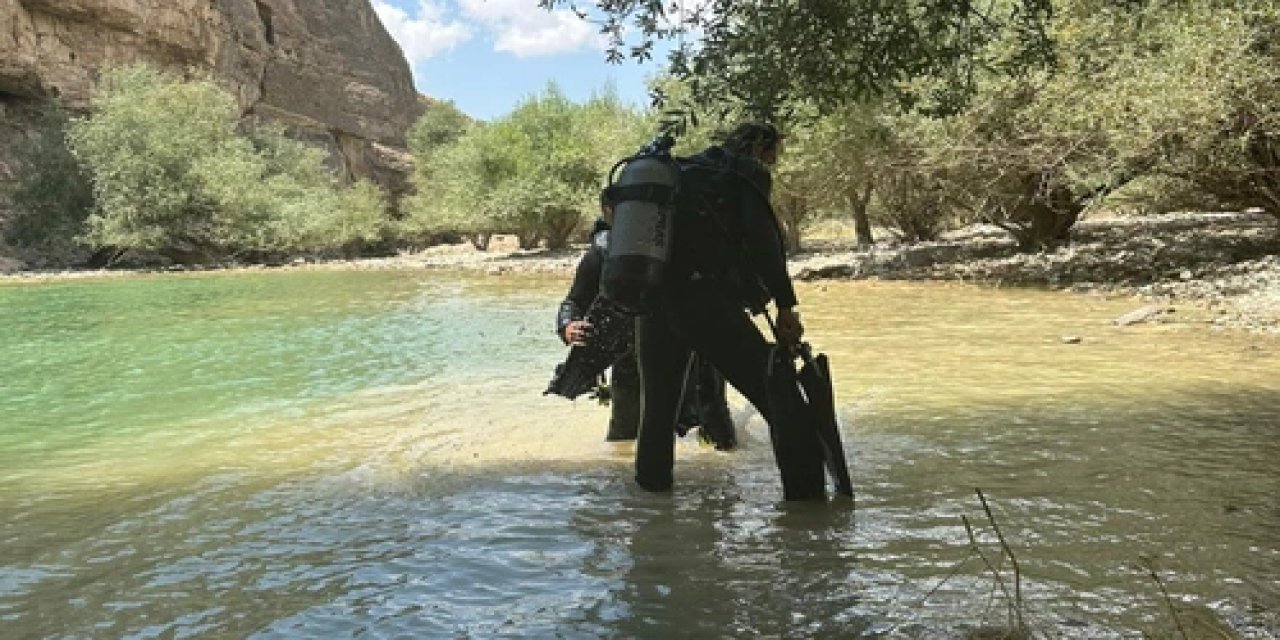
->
xmin=565 ymin=488 xmax=865 ymax=638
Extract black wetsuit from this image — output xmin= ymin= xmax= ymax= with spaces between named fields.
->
xmin=558 ymin=220 xmax=735 ymax=446
xmin=634 ymin=145 xmax=815 ymax=493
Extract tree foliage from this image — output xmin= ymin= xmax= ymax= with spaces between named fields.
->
xmin=67 ymin=65 xmax=386 ymax=263
xmin=404 ymin=84 xmax=647 ymax=250
xmin=934 ymin=0 xmax=1280 ymax=247
xmin=408 ymin=98 xmax=472 ymax=156
xmin=541 ymin=0 xmax=1059 ymax=117
xmin=1126 ymin=3 xmax=1280 ymax=218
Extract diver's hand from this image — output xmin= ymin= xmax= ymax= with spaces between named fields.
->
xmin=563 ymin=320 xmax=592 ymax=346
xmin=774 ymin=307 xmax=804 ymax=349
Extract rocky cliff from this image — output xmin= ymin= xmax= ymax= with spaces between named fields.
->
xmin=0 ymin=0 xmax=422 ymax=197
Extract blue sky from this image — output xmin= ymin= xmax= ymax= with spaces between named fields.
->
xmin=372 ymin=0 xmax=674 ymax=121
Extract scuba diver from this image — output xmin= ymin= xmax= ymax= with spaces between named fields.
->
xmin=555 ymin=191 xmax=738 ymax=448
xmin=613 ymin=122 xmax=827 ymax=499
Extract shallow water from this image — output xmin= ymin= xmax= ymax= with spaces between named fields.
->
xmin=1 ymin=270 xmax=1277 ymax=638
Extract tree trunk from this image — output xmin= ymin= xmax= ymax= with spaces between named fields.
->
xmin=848 ymin=182 xmax=874 ymax=248
xmin=774 ymin=191 xmax=805 ymax=253
xmin=516 ymin=232 xmax=540 ymax=250
xmin=543 ymin=208 xmax=581 ymax=250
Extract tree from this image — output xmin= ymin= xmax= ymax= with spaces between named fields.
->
xmin=772 ymin=124 xmax=838 ymax=252
xmin=404 ymin=83 xmax=646 ymax=250
xmin=788 ymin=104 xmax=897 ymax=249
xmin=1125 ymin=4 xmax=1280 ymax=220
xmin=408 ymin=98 xmax=472 ymax=157
xmin=883 ymin=0 xmax=1208 ymax=250
xmin=541 ymin=0 xmax=1058 ymax=118
xmin=68 ymin=64 xmax=387 ymax=263
xmin=934 ymin=1 xmax=1280 ymax=249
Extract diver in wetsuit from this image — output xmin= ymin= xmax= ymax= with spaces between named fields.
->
xmin=557 ymin=193 xmax=737 ymax=447
xmin=633 ymin=122 xmax=821 ymax=497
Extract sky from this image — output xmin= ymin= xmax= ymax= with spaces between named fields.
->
xmin=371 ymin=0 xmax=674 ymax=121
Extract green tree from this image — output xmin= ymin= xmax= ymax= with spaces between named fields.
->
xmin=404 ymin=83 xmax=645 ymax=250
xmin=541 ymin=0 xmax=1057 ymax=117
xmin=931 ymin=1 xmax=1280 ymax=249
xmin=1128 ymin=4 xmax=1280 ymax=220
xmin=69 ymin=66 xmax=249 ymax=260
xmin=68 ymin=64 xmax=386 ymax=263
xmin=408 ymin=98 xmax=472 ymax=156
xmin=876 ymin=0 xmax=1196 ymax=250
xmin=780 ymin=104 xmax=897 ymax=249
xmin=772 ymin=124 xmax=836 ymax=253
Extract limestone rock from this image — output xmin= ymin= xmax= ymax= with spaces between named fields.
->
xmin=0 ymin=0 xmax=423 ymax=194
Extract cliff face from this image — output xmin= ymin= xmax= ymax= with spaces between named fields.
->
xmin=0 ymin=0 xmax=422 ymax=194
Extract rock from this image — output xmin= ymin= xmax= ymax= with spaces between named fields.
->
xmin=796 ymin=263 xmax=857 ymax=280
xmin=0 ymin=0 xmax=423 ymax=196
xmin=1114 ymin=305 xmax=1165 ymax=326
xmin=1061 ymin=336 xmax=1083 ymax=344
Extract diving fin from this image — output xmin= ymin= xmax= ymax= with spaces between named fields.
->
xmin=766 ymin=345 xmax=829 ymax=500
xmin=765 ymin=343 xmax=855 ymax=500
xmin=797 ymin=345 xmax=854 ymax=498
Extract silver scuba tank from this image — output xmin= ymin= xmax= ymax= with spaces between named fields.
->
xmin=601 ymin=136 xmax=680 ymax=314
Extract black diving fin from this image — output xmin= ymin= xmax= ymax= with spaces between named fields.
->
xmin=765 ymin=340 xmax=855 ymax=500
xmin=796 ymin=344 xmax=854 ymax=497
xmin=544 ymin=297 xmax=633 ymax=400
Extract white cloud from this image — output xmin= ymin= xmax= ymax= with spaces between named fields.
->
xmin=456 ymin=0 xmax=602 ymax=57
xmin=373 ymin=1 xmax=473 ymax=63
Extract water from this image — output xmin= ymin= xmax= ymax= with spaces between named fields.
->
xmin=1 ymin=270 xmax=1277 ymax=639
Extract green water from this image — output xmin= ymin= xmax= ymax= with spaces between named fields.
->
xmin=1 ymin=269 xmax=1277 ymax=638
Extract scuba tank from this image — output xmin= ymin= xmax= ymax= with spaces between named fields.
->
xmin=600 ymin=135 xmax=680 ymax=314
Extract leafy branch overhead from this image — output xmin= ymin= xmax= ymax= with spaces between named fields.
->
xmin=539 ymin=0 xmax=1066 ymax=117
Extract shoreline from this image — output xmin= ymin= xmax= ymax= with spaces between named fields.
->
xmin=4 ymin=211 xmax=1278 ymax=334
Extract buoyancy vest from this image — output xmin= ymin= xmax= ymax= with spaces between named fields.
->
xmin=670 ymin=147 xmax=775 ymax=313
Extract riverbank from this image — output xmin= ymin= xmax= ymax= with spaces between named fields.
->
xmin=388 ymin=211 xmax=1280 ymax=335
xmin=4 ymin=211 xmax=1278 ymax=334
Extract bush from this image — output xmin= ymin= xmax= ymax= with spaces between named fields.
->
xmin=68 ymin=64 xmax=389 ymax=263
xmin=403 ymin=84 xmax=646 ymax=250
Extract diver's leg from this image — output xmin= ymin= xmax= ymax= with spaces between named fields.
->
xmin=606 ymin=352 xmax=640 ymax=441
xmin=669 ymin=280 xmax=825 ymax=499
xmin=665 ymin=281 xmax=772 ymax=413
xmin=694 ymin=358 xmax=737 ymax=450
xmin=676 ymin=356 xmax=701 ymax=434
xmin=634 ymin=312 xmax=692 ymax=492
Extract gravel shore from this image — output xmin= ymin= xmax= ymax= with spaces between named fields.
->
xmin=4 ymin=212 xmax=1277 ymax=334
xmin=388 ymin=211 xmax=1280 ymax=335
xmin=791 ymin=212 xmax=1280 ymax=334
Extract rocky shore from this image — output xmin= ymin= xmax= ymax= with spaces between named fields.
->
xmin=393 ymin=211 xmax=1280 ymax=335
xmin=792 ymin=211 xmax=1280 ymax=335
xmin=4 ymin=211 xmax=1278 ymax=335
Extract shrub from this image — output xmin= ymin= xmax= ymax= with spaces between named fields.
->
xmin=68 ymin=64 xmax=390 ymax=263
xmin=403 ymin=84 xmax=646 ymax=250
